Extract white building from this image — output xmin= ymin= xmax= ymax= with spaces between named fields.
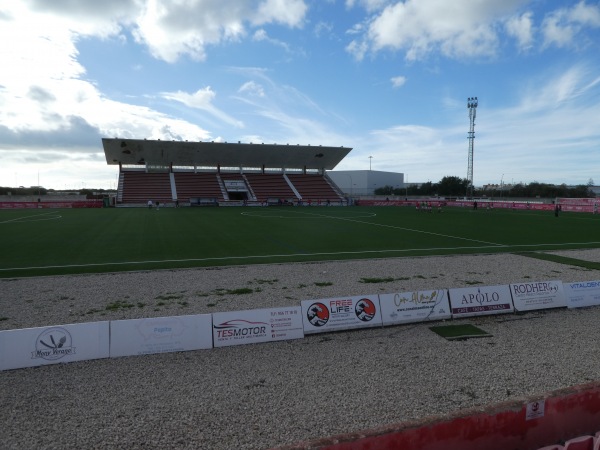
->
xmin=327 ymin=170 xmax=404 ymax=196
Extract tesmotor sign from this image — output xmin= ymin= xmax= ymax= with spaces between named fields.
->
xmin=564 ymin=280 xmax=600 ymax=309
xmin=301 ymin=295 xmax=382 ymax=334
xmin=448 ymin=285 xmax=514 ymax=318
xmin=213 ymin=307 xmax=303 ymax=347
xmin=109 ymin=314 xmax=213 ymax=358
xmin=379 ymin=289 xmax=451 ymax=326
xmin=510 ymin=280 xmax=566 ymax=312
xmin=0 ymin=322 xmax=110 ymax=371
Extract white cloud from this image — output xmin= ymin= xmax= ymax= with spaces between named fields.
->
xmin=505 ymin=11 xmax=534 ymax=50
xmin=161 ymin=88 xmax=244 ymax=128
xmin=238 ymin=81 xmax=265 ymax=97
xmin=347 ymin=0 xmax=530 ymax=61
xmin=390 ymin=76 xmax=406 ymax=88
xmin=132 ymin=0 xmax=308 ymax=63
xmin=542 ymin=1 xmax=600 ymax=49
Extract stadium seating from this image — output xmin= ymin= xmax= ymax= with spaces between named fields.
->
xmin=174 ymin=172 xmax=223 ymax=203
xmin=120 ymin=171 xmax=172 ymax=205
xmin=564 ymin=435 xmax=596 ymax=450
xmin=286 ymin=173 xmax=343 ymax=203
xmin=243 ymin=173 xmax=297 ymax=202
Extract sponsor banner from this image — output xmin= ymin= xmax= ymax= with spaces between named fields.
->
xmin=0 ymin=322 xmax=109 ymax=371
xmin=109 ymin=314 xmax=213 ymax=358
xmin=379 ymin=289 xmax=451 ymax=326
xmin=562 ymin=280 xmax=600 ymax=309
xmin=0 ymin=201 xmax=102 ymax=209
xmin=213 ymin=306 xmax=303 ymax=347
xmin=510 ymin=280 xmax=567 ymax=312
xmin=301 ymin=295 xmax=382 ymax=334
xmin=448 ymin=285 xmax=514 ymax=318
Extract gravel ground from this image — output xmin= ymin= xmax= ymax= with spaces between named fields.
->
xmin=2 ymin=251 xmax=600 ymax=449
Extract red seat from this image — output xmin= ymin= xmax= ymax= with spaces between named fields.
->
xmin=565 ymin=435 xmax=595 ymax=450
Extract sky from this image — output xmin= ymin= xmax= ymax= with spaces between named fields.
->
xmin=1 ymin=0 xmax=600 ymax=190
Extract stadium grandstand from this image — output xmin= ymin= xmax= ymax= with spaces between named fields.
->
xmin=102 ymin=138 xmax=352 ymax=206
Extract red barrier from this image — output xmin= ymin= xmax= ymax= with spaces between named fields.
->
xmin=277 ymin=382 xmax=600 ymax=450
xmin=0 ymin=201 xmax=102 ymax=209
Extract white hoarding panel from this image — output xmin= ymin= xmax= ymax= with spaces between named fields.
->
xmin=213 ymin=306 xmax=303 ymax=348
xmin=379 ymin=289 xmax=451 ymax=326
xmin=510 ymin=280 xmax=567 ymax=312
xmin=110 ymin=314 xmax=213 ymax=358
xmin=564 ymin=280 xmax=600 ymax=309
xmin=301 ymin=295 xmax=382 ymax=334
xmin=0 ymin=322 xmax=109 ymax=371
xmin=448 ymin=285 xmax=514 ymax=318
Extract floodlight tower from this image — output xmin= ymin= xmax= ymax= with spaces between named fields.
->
xmin=466 ymin=96 xmax=478 ymax=198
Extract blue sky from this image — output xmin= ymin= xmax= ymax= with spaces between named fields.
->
xmin=1 ymin=0 xmax=599 ymax=190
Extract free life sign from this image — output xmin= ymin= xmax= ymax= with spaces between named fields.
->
xmin=379 ymin=289 xmax=451 ymax=326
xmin=563 ymin=280 xmax=600 ymax=309
xmin=448 ymin=285 xmax=514 ymax=318
xmin=110 ymin=314 xmax=213 ymax=358
xmin=510 ymin=280 xmax=567 ymax=312
xmin=301 ymin=295 xmax=382 ymax=334
xmin=0 ymin=321 xmax=110 ymax=371
xmin=213 ymin=306 xmax=304 ymax=348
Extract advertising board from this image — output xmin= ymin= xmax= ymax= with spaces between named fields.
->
xmin=448 ymin=285 xmax=514 ymax=318
xmin=110 ymin=314 xmax=213 ymax=358
xmin=213 ymin=306 xmax=303 ymax=347
xmin=379 ymin=289 xmax=451 ymax=325
xmin=562 ymin=280 xmax=600 ymax=309
xmin=509 ymin=280 xmax=566 ymax=312
xmin=0 ymin=321 xmax=109 ymax=371
xmin=301 ymin=295 xmax=382 ymax=334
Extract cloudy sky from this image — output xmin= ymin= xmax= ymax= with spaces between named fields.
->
xmin=1 ymin=0 xmax=599 ymax=190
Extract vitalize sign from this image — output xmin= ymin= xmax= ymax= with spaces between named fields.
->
xmin=212 ymin=306 xmax=304 ymax=348
xmin=509 ymin=280 xmax=566 ymax=312
xmin=109 ymin=314 xmax=213 ymax=358
xmin=0 ymin=322 xmax=110 ymax=371
xmin=448 ymin=285 xmax=514 ymax=318
xmin=379 ymin=289 xmax=451 ymax=326
xmin=301 ymin=295 xmax=382 ymax=334
xmin=563 ymin=280 xmax=600 ymax=309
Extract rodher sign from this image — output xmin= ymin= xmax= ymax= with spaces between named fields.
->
xmin=510 ymin=280 xmax=566 ymax=312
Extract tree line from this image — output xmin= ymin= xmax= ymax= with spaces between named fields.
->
xmin=374 ymin=176 xmax=595 ymax=198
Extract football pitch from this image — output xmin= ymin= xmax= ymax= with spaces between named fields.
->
xmin=1 ymin=205 xmax=600 ymax=278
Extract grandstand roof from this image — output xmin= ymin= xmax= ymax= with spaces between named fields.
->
xmin=102 ymin=138 xmax=352 ymax=170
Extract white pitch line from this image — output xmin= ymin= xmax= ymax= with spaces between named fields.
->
xmin=271 ymin=209 xmax=505 ymax=247
xmin=0 ymin=211 xmax=62 ymax=224
xmin=2 ymin=241 xmax=600 ymax=272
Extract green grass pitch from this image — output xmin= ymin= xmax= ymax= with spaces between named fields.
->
xmin=1 ymin=206 xmax=599 ymax=278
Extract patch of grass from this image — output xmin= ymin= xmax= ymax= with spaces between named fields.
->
xmin=225 ymin=287 xmax=254 ymax=295
xmin=105 ymin=301 xmax=135 ymax=311
xmin=155 ymin=294 xmax=183 ymax=300
xmin=137 ymin=302 xmax=146 ymax=308
xmin=430 ymin=324 xmax=492 ymax=341
xmin=0 ymin=317 xmax=8 ymax=321
xmin=464 ymin=280 xmax=483 ymax=285
xmin=252 ymin=278 xmax=278 ymax=285
xmin=517 ymin=252 xmax=600 ymax=270
xmin=360 ymin=277 xmax=395 ymax=283
xmin=178 ymin=301 xmax=189 ymax=307
xmin=206 ymin=302 xmax=217 ymax=307
xmin=315 ymin=282 xmax=333 ymax=287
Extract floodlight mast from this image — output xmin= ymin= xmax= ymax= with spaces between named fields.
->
xmin=466 ymin=96 xmax=478 ymax=198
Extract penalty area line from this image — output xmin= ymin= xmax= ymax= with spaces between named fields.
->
xmin=2 ymin=241 xmax=600 ymax=272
